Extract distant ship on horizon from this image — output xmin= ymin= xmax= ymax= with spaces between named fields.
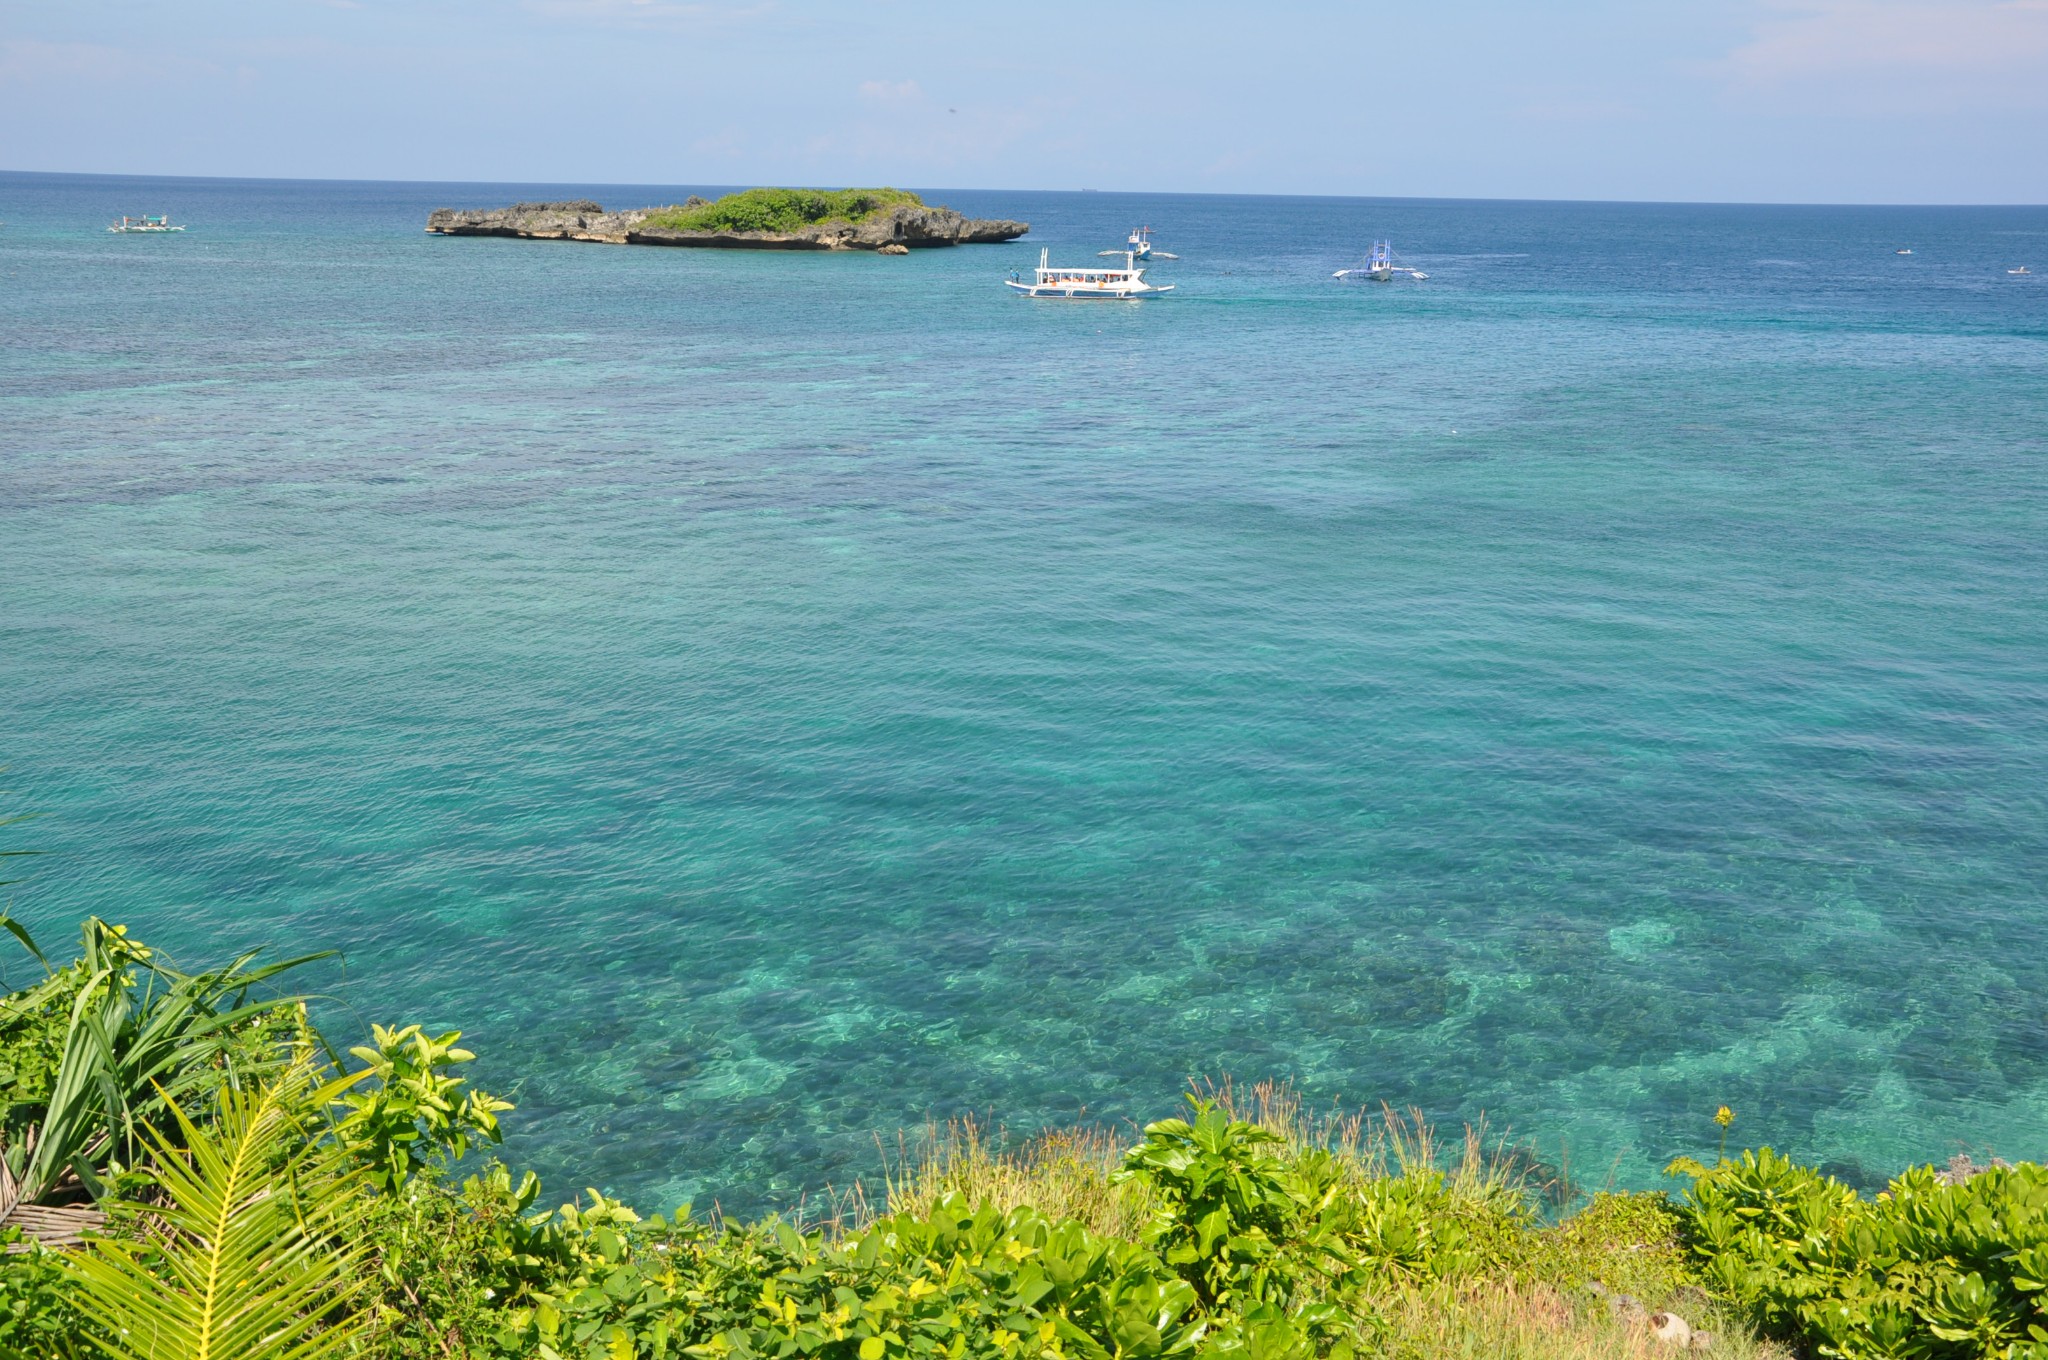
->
xmin=109 ymin=214 xmax=185 ymax=233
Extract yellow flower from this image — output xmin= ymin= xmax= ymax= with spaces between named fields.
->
xmin=1715 ymin=1105 xmax=1736 ymax=1128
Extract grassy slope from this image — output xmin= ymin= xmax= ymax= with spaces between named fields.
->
xmin=875 ymin=1083 xmax=1788 ymax=1360
xmin=640 ymin=187 xmax=924 ymax=234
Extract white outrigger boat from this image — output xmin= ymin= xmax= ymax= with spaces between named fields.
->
xmin=1335 ymin=241 xmax=1426 ymax=281
xmin=1098 ymin=226 xmax=1178 ymax=261
xmin=1007 ymin=246 xmax=1173 ymax=299
xmin=108 ymin=214 xmax=184 ymax=233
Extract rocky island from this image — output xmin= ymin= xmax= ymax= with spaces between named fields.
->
xmin=426 ymin=187 xmax=1027 ymax=252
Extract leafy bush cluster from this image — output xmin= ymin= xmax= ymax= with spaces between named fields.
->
xmin=640 ymin=188 xmax=923 ymax=234
xmin=355 ymin=1095 xmax=1549 ymax=1360
xmin=0 ymin=911 xmax=515 ymax=1360
xmin=1676 ymin=1147 xmax=2048 ymax=1360
xmin=0 ymin=1229 xmax=85 ymax=1360
xmin=508 ymin=1194 xmax=1203 ymax=1360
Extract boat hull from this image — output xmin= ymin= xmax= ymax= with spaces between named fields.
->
xmin=1004 ymin=281 xmax=1172 ymax=299
xmin=1334 ymin=267 xmax=1425 ymax=281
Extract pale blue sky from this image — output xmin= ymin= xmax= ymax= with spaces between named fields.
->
xmin=3 ymin=0 xmax=2044 ymax=202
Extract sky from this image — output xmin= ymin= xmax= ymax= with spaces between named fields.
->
xmin=2 ymin=0 xmax=2045 ymax=202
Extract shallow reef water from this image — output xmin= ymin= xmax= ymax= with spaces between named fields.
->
xmin=2 ymin=172 xmax=2046 ymax=1213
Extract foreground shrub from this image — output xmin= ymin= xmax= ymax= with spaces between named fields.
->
xmin=0 ymin=1233 xmax=90 ymax=1360
xmin=338 ymin=1022 xmax=512 ymax=1193
xmin=358 ymin=1163 xmax=563 ymax=1358
xmin=1676 ymin=1147 xmax=2048 ymax=1360
xmin=461 ymin=1192 xmax=1199 ymax=1360
xmin=1498 ymin=1191 xmax=1697 ymax=1303
xmin=1115 ymin=1099 xmax=1500 ymax=1322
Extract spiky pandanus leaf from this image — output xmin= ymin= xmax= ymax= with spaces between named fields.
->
xmin=10 ymin=919 xmax=330 ymax=1204
xmin=66 ymin=1058 xmax=368 ymax=1360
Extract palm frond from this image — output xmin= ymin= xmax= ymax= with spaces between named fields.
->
xmin=66 ymin=1058 xmax=369 ymax=1360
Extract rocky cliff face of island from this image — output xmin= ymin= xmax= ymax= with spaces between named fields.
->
xmin=424 ymin=200 xmax=648 ymax=243
xmin=425 ymin=200 xmax=1028 ymax=251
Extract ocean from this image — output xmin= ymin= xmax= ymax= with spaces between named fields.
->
xmin=2 ymin=170 xmax=2045 ymax=1214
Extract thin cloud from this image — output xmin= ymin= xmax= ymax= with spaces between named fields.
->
xmin=522 ymin=0 xmax=777 ymax=26
xmin=1514 ymin=97 xmax=1640 ymax=123
xmin=0 ymin=39 xmax=214 ymax=84
xmin=858 ymin=78 xmax=923 ymax=103
xmin=691 ymin=127 xmax=747 ymax=158
xmin=1726 ymin=0 xmax=2048 ymax=80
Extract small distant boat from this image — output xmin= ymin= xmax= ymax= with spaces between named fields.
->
xmin=2010 ymin=266 xmax=2032 ymax=275
xmin=1098 ymin=226 xmax=1178 ymax=261
xmin=1895 ymin=248 xmax=1913 ymax=255
xmin=1335 ymin=241 xmax=1427 ymax=282
xmin=1006 ymin=246 xmax=1172 ymax=299
xmin=109 ymin=214 xmax=185 ymax=233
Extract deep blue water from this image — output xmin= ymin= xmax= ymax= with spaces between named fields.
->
xmin=3 ymin=170 xmax=2046 ymax=1213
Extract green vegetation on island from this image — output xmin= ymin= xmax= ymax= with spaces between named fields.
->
xmin=640 ymin=188 xmax=926 ymax=235
xmin=423 ymin=190 xmax=1026 ymax=249
xmin=3 ymin=809 xmax=2046 ymax=1360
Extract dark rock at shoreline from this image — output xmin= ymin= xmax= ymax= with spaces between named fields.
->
xmin=1936 ymin=1152 xmax=2014 ymax=1184
xmin=425 ymin=199 xmax=1027 ymax=251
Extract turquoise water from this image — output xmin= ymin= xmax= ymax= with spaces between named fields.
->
xmin=4 ymin=171 xmax=2047 ymax=1213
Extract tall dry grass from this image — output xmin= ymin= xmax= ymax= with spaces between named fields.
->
xmin=1375 ymin=1284 xmax=1791 ymax=1360
xmin=875 ymin=1079 xmax=1540 ymax=1238
xmin=1199 ymin=1077 xmax=1543 ymax=1214
xmin=878 ymin=1116 xmax=1153 ymax=1239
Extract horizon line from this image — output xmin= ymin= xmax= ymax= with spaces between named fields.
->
xmin=3 ymin=166 xmax=2045 ymax=212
